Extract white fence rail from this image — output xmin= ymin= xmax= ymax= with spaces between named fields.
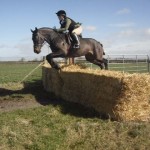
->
xmin=76 ymin=54 xmax=150 ymax=73
xmin=106 ymin=54 xmax=150 ymax=73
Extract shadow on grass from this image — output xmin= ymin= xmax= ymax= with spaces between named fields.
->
xmin=0 ymin=80 xmax=109 ymax=120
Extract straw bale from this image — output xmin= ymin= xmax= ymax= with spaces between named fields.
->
xmin=42 ymin=63 xmax=150 ymax=121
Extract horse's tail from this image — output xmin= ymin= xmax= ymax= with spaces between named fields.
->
xmin=98 ymin=42 xmax=105 ymax=55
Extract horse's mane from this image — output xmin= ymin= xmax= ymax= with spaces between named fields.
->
xmin=38 ymin=27 xmax=63 ymax=35
xmin=37 ymin=27 xmax=65 ymax=40
xmin=38 ymin=27 xmax=53 ymax=32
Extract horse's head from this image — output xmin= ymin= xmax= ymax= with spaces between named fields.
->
xmin=31 ymin=27 xmax=45 ymax=54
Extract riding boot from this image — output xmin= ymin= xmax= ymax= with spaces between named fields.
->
xmin=71 ymin=33 xmax=80 ymax=49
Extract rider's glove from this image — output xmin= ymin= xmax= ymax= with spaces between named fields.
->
xmin=53 ymin=28 xmax=58 ymax=32
xmin=53 ymin=26 xmax=58 ymax=32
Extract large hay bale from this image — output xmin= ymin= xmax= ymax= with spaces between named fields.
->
xmin=42 ymin=63 xmax=150 ymax=121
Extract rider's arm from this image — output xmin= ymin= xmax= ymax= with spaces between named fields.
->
xmin=57 ymin=18 xmax=71 ymax=32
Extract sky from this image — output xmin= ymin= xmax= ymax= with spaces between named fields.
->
xmin=0 ymin=0 xmax=150 ymax=59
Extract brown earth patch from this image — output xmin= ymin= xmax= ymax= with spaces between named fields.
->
xmin=0 ymin=82 xmax=54 ymax=112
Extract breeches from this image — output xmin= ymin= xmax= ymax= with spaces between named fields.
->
xmin=72 ymin=26 xmax=83 ymax=35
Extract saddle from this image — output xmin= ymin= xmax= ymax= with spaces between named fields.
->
xmin=65 ymin=32 xmax=82 ymax=46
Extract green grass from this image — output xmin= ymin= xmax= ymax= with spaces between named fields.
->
xmin=0 ymin=62 xmax=150 ymax=149
xmin=0 ymin=63 xmax=42 ymax=84
xmin=0 ymin=62 xmax=149 ymax=84
xmin=0 ymin=97 xmax=150 ymax=150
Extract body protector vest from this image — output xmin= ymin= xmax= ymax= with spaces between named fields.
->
xmin=60 ymin=17 xmax=77 ymax=33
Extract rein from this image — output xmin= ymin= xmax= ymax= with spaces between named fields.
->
xmin=53 ymin=31 xmax=71 ymax=52
xmin=36 ymin=32 xmax=47 ymax=47
xmin=36 ymin=29 xmax=69 ymax=50
xmin=54 ymin=31 xmax=67 ymax=45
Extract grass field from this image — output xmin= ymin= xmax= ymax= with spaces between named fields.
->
xmin=0 ymin=62 xmax=149 ymax=84
xmin=0 ymin=62 xmax=150 ymax=149
xmin=0 ymin=62 xmax=42 ymax=84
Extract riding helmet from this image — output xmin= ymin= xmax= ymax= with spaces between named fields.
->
xmin=56 ymin=10 xmax=66 ymax=16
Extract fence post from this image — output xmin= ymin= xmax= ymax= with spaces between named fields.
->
xmin=136 ymin=55 xmax=138 ymax=72
xmin=69 ymin=57 xmax=75 ymax=65
xmin=43 ymin=56 xmax=46 ymax=64
xmin=107 ymin=55 xmax=110 ymax=70
xmin=147 ymin=55 xmax=150 ymax=73
xmin=123 ymin=55 xmax=125 ymax=73
xmin=43 ymin=56 xmax=46 ymax=61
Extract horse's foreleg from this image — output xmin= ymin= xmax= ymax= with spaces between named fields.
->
xmin=46 ymin=52 xmax=64 ymax=70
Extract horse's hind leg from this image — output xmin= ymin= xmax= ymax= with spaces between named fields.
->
xmin=103 ymin=58 xmax=108 ymax=70
xmin=85 ymin=53 xmax=104 ymax=69
xmin=95 ymin=58 xmax=108 ymax=70
xmin=93 ymin=42 xmax=108 ymax=70
xmin=94 ymin=60 xmax=104 ymax=69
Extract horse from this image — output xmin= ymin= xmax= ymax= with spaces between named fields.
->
xmin=31 ymin=27 xmax=108 ymax=70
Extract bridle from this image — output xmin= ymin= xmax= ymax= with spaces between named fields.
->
xmin=33 ymin=29 xmax=68 ymax=50
xmin=34 ymin=32 xmax=47 ymax=48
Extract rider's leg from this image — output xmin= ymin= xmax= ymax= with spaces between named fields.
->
xmin=71 ymin=26 xmax=83 ymax=48
xmin=71 ymin=32 xmax=80 ymax=48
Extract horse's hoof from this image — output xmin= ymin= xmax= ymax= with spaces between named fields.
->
xmin=100 ymin=64 xmax=104 ymax=70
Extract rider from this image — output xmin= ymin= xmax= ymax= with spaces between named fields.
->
xmin=54 ymin=10 xmax=82 ymax=49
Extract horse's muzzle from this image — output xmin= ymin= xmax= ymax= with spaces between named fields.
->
xmin=34 ymin=47 xmax=41 ymax=54
xmin=34 ymin=50 xmax=40 ymax=54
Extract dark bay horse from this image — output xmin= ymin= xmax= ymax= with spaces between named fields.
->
xmin=31 ymin=27 xmax=108 ymax=70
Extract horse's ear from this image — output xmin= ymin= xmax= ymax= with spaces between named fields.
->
xmin=35 ymin=27 xmax=38 ymax=31
xmin=31 ymin=29 xmax=34 ymax=33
